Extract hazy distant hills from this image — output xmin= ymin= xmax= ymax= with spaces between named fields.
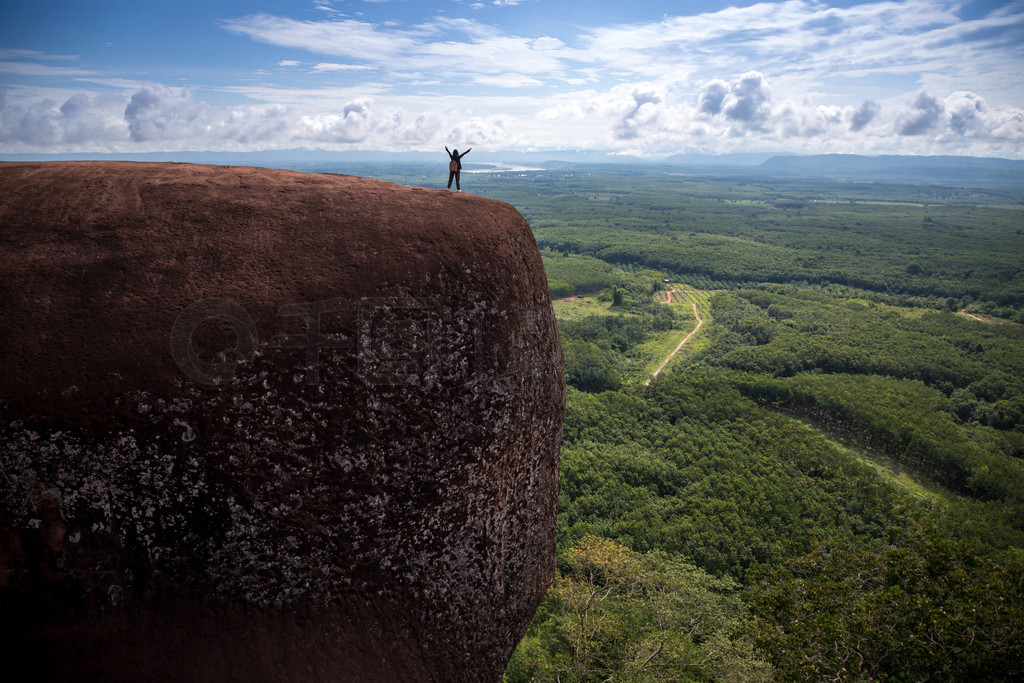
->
xmin=3 ymin=149 xmax=1022 ymax=186
xmin=662 ymin=152 xmax=782 ymax=166
xmin=753 ymin=154 xmax=1024 ymax=185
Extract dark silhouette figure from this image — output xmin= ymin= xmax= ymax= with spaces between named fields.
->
xmin=446 ymin=146 xmax=471 ymax=191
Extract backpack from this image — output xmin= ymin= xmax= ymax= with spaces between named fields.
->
xmin=449 ymin=159 xmax=459 ymax=173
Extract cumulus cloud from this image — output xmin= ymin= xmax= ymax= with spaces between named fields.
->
xmin=59 ymin=93 xmax=129 ymax=144
xmin=391 ymin=110 xmax=446 ymax=146
xmin=850 ymin=99 xmax=880 ymax=132
xmin=0 ymin=83 xmax=501 ymax=152
xmin=2 ymin=74 xmax=1022 ymax=157
xmin=988 ymin=109 xmax=1024 ymax=141
xmin=118 ymin=85 xmax=298 ymax=148
xmin=298 ymin=99 xmax=373 ymax=143
xmin=1 ymin=100 xmax=60 ymax=146
xmin=613 ymin=89 xmax=663 ymax=140
xmin=897 ymin=92 xmax=944 ymax=136
xmin=0 ymin=91 xmax=127 ymax=148
xmin=6 ymin=0 xmax=1023 ymax=157
xmin=0 ymin=85 xmax=376 ymax=152
xmin=531 ymin=66 xmax=1024 ymax=157
xmin=697 ymin=72 xmax=772 ymax=130
xmin=934 ymin=91 xmax=1024 ymax=144
xmin=723 ymin=72 xmax=772 ymax=127
xmin=125 ymin=86 xmax=215 ymax=142
xmin=697 ymin=80 xmax=728 ymax=116
xmin=946 ymin=91 xmax=987 ymax=135
xmin=614 ymin=76 xmax=1024 ymax=156
xmin=446 ymin=114 xmax=515 ymax=147
xmin=776 ymin=102 xmax=845 ymax=139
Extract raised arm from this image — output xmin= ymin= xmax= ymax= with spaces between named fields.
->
xmin=462 ymin=147 xmax=472 ymax=157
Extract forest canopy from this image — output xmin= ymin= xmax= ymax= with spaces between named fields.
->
xmin=482 ymin=168 xmax=1024 ymax=682
xmin=326 ymin=162 xmax=1024 ymax=681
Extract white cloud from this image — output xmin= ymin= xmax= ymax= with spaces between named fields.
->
xmin=218 ymin=82 xmax=391 ymax=108
xmin=447 ymin=114 xmax=516 ymax=147
xmin=2 ymin=1 xmax=1023 ymax=157
xmin=58 ymin=92 xmax=129 ymax=144
xmin=125 ymin=85 xmax=209 ymax=142
xmin=938 ymin=91 xmax=1024 ymax=143
xmin=946 ymin=91 xmax=988 ymax=136
xmin=0 ymin=82 xmax=521 ymax=153
xmin=526 ymin=67 xmax=1024 ymax=157
xmin=569 ymin=0 xmax=1024 ymax=107
xmin=313 ymin=0 xmax=340 ymax=12
xmin=0 ymin=90 xmax=127 ymax=149
xmin=299 ymin=99 xmax=373 ymax=143
xmin=721 ymin=72 xmax=773 ymax=128
xmin=896 ymin=92 xmax=945 ymax=136
xmin=2 ymin=74 xmax=1021 ymax=157
xmin=473 ymin=73 xmax=544 ymax=88
xmin=850 ymin=100 xmax=881 ymax=132
xmin=612 ymin=88 xmax=665 ymax=140
xmin=310 ymin=62 xmax=377 ymax=73
xmin=221 ymin=14 xmax=419 ymax=63
xmin=215 ymin=2 xmax=1024 ymax=111
xmin=222 ymin=13 xmax=575 ymax=84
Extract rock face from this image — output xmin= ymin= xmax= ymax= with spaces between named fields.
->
xmin=0 ymin=162 xmax=564 ymax=681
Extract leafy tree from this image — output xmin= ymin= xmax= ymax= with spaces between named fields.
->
xmin=506 ymin=537 xmax=770 ymax=682
xmin=747 ymin=533 xmax=1024 ymax=681
xmin=563 ymin=339 xmax=623 ymax=392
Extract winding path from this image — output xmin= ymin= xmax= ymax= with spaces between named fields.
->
xmin=955 ymin=308 xmax=1019 ymax=326
xmin=957 ymin=308 xmax=989 ymax=323
xmin=645 ymin=295 xmax=703 ymax=387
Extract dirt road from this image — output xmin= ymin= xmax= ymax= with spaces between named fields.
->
xmin=958 ymin=308 xmax=989 ymax=323
xmin=645 ymin=298 xmax=703 ymax=387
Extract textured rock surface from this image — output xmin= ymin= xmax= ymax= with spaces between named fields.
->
xmin=0 ymin=161 xmax=564 ymax=681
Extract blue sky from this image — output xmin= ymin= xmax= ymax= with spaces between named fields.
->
xmin=1 ymin=0 xmax=1022 ymax=157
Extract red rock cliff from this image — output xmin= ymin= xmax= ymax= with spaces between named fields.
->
xmin=0 ymin=162 xmax=564 ymax=682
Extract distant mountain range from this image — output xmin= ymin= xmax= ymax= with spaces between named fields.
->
xmin=752 ymin=154 xmax=1024 ymax=185
xmin=3 ymin=149 xmax=1022 ymax=186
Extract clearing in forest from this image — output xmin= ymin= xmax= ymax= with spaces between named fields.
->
xmin=644 ymin=288 xmax=712 ymax=385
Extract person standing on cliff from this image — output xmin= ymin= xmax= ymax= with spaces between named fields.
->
xmin=446 ymin=146 xmax=471 ymax=191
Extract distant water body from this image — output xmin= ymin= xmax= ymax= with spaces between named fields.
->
xmin=464 ymin=163 xmax=545 ymax=174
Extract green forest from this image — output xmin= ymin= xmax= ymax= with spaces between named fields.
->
xmin=338 ymin=163 xmax=1024 ymax=681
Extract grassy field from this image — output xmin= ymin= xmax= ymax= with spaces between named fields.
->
xmin=789 ymin=417 xmax=943 ymax=503
xmin=639 ymin=288 xmax=710 ymax=379
xmin=552 ymin=285 xmax=716 ymax=386
xmin=550 ymin=295 xmax=620 ymax=321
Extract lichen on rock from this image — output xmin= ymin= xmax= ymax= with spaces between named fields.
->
xmin=0 ymin=161 xmax=564 ymax=682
